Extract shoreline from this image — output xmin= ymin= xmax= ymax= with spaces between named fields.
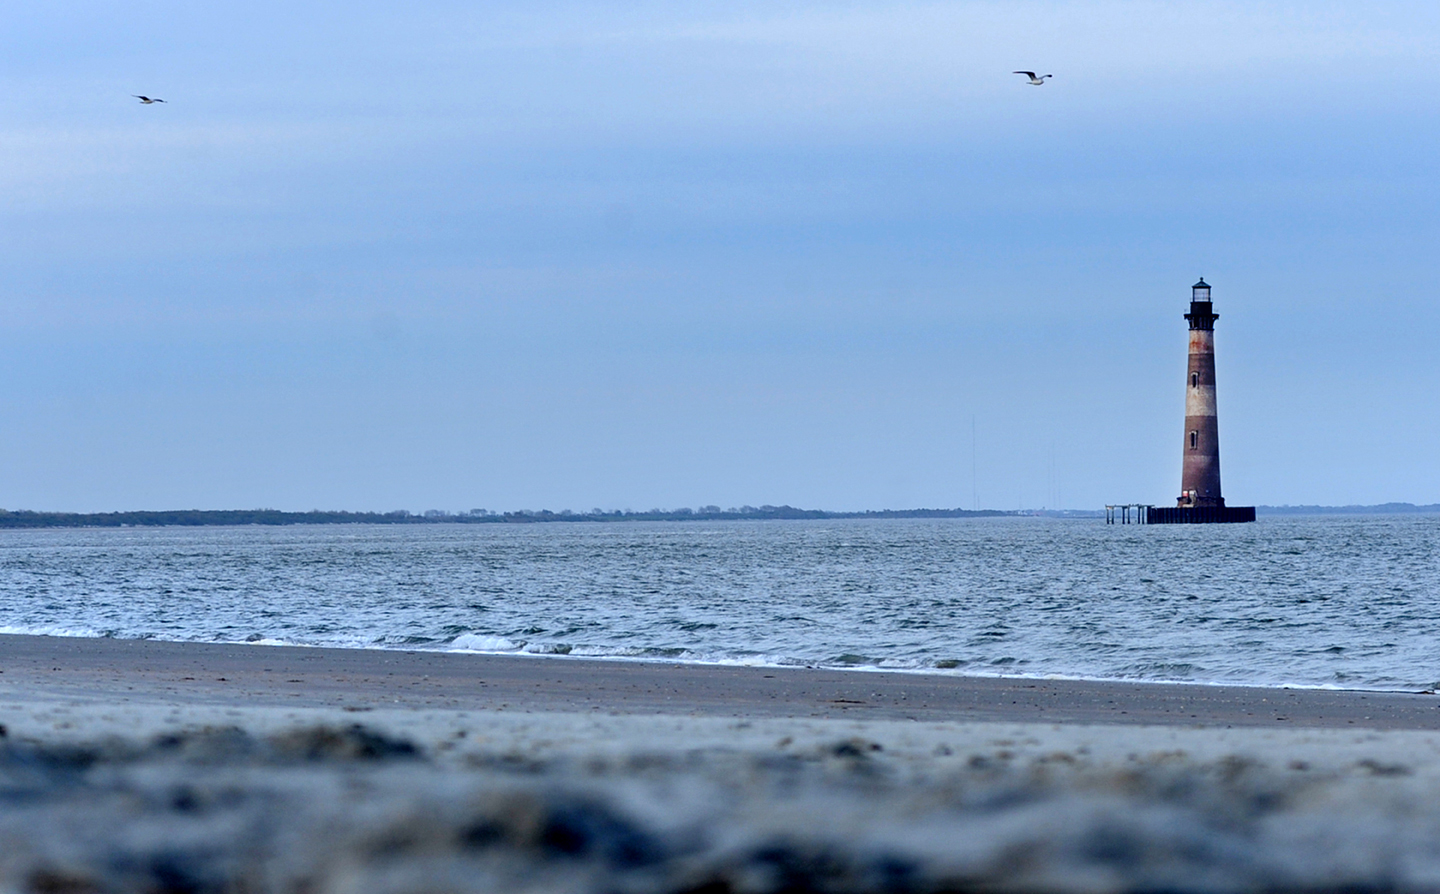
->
xmin=1 ymin=628 xmax=1429 ymax=697
xmin=433 ymin=647 xmax=1433 ymax=696
xmin=3 ymin=633 xmax=1438 ymax=730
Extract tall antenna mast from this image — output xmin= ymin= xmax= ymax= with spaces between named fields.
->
xmin=971 ymin=416 xmax=978 ymax=511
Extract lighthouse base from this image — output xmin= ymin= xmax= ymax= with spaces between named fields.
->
xmin=1147 ymin=506 xmax=1256 ymax=524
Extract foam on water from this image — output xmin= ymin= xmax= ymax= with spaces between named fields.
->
xmin=0 ymin=515 xmax=1436 ymax=691
xmin=451 ymin=633 xmax=522 ymax=652
xmin=0 ymin=623 xmax=107 ymax=639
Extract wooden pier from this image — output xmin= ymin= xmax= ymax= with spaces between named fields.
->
xmin=1105 ymin=504 xmax=1154 ymax=525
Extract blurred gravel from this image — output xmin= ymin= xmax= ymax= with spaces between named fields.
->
xmin=3 ymin=721 xmax=1440 ymax=893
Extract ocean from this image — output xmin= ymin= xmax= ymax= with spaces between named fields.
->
xmin=0 ymin=514 xmax=1435 ymax=691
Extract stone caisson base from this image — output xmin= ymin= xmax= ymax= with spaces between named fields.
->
xmin=1147 ymin=506 xmax=1256 ymax=524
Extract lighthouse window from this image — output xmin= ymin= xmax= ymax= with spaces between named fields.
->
xmin=1189 ymin=431 xmax=1198 ymax=449
xmin=1191 ymin=373 xmax=1198 ymax=388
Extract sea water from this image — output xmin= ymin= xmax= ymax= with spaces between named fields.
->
xmin=0 ymin=514 xmax=1435 ymax=690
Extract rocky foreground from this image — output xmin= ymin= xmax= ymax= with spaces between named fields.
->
xmin=3 ymin=704 xmax=1440 ymax=893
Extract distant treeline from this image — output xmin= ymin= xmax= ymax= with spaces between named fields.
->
xmin=0 ymin=505 xmax=1018 ymax=528
xmin=1256 ymin=503 xmax=1440 ymax=516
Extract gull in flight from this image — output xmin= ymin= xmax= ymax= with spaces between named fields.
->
xmin=1013 ymin=71 xmax=1052 ymax=85
xmin=132 ymin=95 xmax=166 ymax=104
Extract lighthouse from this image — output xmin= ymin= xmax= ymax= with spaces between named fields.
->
xmin=1147 ymin=279 xmax=1255 ymax=524
xmin=1179 ymin=278 xmax=1222 ymax=507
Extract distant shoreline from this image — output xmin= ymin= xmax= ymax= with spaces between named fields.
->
xmin=0 ymin=503 xmax=1433 ymax=528
xmin=0 ymin=506 xmax=1019 ymax=528
xmin=1255 ymin=502 xmax=1440 ymax=515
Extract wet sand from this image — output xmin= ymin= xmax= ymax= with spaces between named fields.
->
xmin=1 ymin=633 xmax=1437 ymax=729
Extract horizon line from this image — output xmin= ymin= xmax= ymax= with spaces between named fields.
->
xmin=0 ymin=502 xmax=1436 ymax=529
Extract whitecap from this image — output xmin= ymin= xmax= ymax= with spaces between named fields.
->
xmin=450 ymin=634 xmax=521 ymax=652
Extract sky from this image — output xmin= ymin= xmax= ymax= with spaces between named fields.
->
xmin=2 ymin=0 xmax=1438 ymax=512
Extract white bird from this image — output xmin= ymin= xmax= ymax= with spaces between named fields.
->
xmin=133 ymin=95 xmax=166 ymax=104
xmin=1012 ymin=71 xmax=1052 ymax=85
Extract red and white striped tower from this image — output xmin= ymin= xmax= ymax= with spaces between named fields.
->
xmin=1178 ymin=278 xmax=1224 ymax=507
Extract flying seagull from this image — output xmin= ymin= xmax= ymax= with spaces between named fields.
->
xmin=132 ymin=95 xmax=166 ymax=104
xmin=1012 ymin=71 xmax=1052 ymax=85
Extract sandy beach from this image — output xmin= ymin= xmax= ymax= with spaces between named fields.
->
xmin=4 ymin=633 xmax=1438 ymax=728
xmin=6 ymin=634 xmax=1440 ymax=892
